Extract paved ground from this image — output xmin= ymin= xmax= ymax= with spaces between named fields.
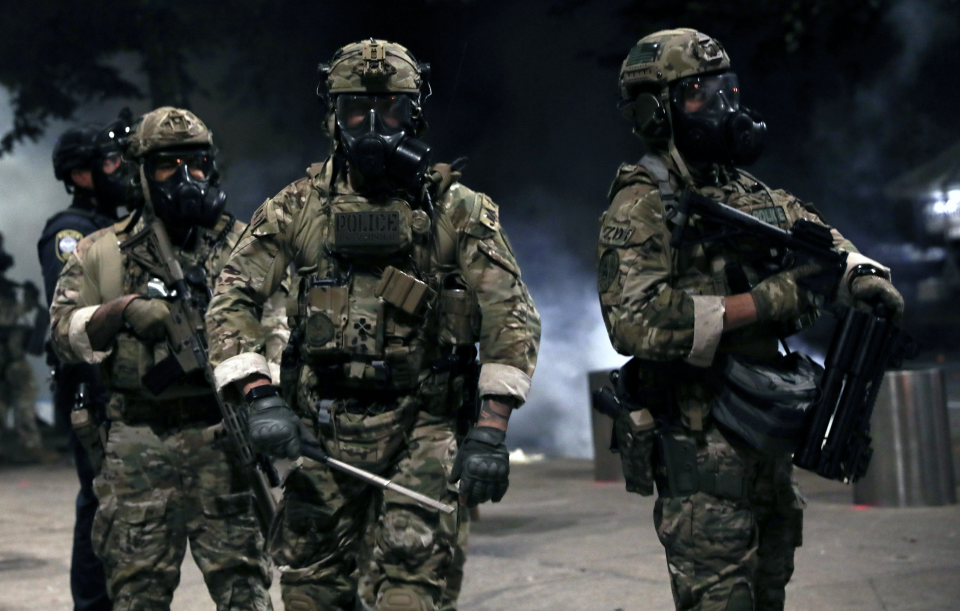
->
xmin=1 ymin=459 xmax=958 ymax=611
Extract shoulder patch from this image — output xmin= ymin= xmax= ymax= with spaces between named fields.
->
xmin=597 ymin=249 xmax=620 ymax=292
xmin=55 ymin=229 xmax=84 ymax=262
xmin=479 ymin=197 xmax=500 ymax=232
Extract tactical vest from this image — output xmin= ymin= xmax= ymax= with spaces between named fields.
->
xmin=285 ymin=162 xmax=480 ymax=394
xmin=94 ymin=214 xmax=237 ymax=399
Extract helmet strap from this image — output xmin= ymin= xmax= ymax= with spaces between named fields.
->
xmin=661 ymin=87 xmax=694 ymax=186
xmin=138 ymin=164 xmax=157 ymax=219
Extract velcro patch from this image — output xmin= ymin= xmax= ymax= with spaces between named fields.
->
xmin=55 ymin=229 xmax=84 ymax=262
xmin=599 ymin=223 xmax=635 ymax=247
xmin=334 ymin=211 xmax=401 ymax=247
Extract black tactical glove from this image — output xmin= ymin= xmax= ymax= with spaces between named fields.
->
xmin=246 ymin=386 xmax=303 ymax=460
xmin=850 ymin=275 xmax=904 ymax=323
xmin=448 ymin=426 xmax=510 ymax=507
xmin=122 ymin=296 xmax=171 ymax=340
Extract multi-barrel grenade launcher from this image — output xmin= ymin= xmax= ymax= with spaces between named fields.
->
xmin=670 ymin=190 xmax=918 ymax=483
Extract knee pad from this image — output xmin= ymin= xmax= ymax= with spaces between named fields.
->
xmin=377 ymin=587 xmax=433 ymax=611
xmin=724 ymin=583 xmax=754 ymax=611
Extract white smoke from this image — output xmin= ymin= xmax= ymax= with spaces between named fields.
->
xmin=500 ymin=187 xmax=628 ymax=458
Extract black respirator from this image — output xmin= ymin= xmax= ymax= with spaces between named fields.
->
xmin=335 ymin=94 xmax=431 ymax=191
xmin=92 ymin=113 xmax=133 ymax=212
xmin=670 ymin=72 xmax=766 ymax=166
xmin=144 ymin=149 xmax=226 ymax=229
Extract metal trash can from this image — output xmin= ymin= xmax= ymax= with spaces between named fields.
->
xmin=854 ymin=368 xmax=957 ymax=507
xmin=589 ymin=369 xmax=623 ymax=482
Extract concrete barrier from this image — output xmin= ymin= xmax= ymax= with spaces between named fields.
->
xmin=854 ymin=368 xmax=957 ymax=507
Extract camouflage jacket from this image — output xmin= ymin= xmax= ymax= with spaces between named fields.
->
xmin=49 ymin=212 xmax=263 ymax=400
xmin=598 ymin=153 xmax=879 ymax=426
xmin=207 ymin=158 xmax=540 ymax=404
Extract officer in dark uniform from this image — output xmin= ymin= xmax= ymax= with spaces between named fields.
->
xmin=38 ymin=114 xmax=129 ymax=611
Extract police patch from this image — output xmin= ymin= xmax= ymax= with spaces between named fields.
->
xmin=55 ymin=230 xmax=83 ymax=262
xmin=750 ymin=206 xmax=788 ymax=228
xmin=598 ymin=249 xmax=620 ymax=293
xmin=334 ymin=211 xmax=401 ymax=247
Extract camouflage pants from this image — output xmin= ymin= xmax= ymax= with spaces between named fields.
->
xmin=439 ymin=506 xmax=469 ymax=611
xmin=0 ymin=355 xmax=42 ymax=453
xmin=654 ymin=425 xmax=805 ymax=611
xmin=272 ymin=406 xmax=460 ymax=611
xmin=91 ymin=416 xmax=273 ymax=611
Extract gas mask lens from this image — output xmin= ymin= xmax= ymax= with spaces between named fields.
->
xmin=102 ymin=153 xmax=122 ymax=175
xmin=148 ymin=151 xmax=213 ymax=182
xmin=336 ymin=95 xmax=414 ymax=131
xmin=671 ymin=72 xmax=740 ymax=115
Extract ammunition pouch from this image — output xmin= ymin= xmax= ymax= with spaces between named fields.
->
xmin=654 ymin=427 xmax=750 ymax=501
xmin=436 ymin=274 xmax=480 ymax=347
xmin=613 ymin=408 xmax=656 ymax=496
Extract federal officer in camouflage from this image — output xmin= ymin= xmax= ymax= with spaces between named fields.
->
xmin=0 ymin=234 xmax=45 ymax=462
xmin=598 ymin=29 xmax=904 ymax=611
xmin=49 ymin=107 xmax=273 ymax=611
xmin=205 ymin=39 xmax=541 ymax=611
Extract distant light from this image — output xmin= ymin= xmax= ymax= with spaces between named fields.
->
xmin=931 ymin=189 xmax=960 ymax=215
xmin=108 ymin=131 xmax=115 ymax=138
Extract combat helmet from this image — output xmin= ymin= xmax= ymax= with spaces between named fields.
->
xmin=618 ymin=28 xmax=765 ymax=167
xmin=52 ymin=124 xmax=101 ymax=189
xmin=125 ymin=106 xmax=215 ymax=159
xmin=317 ymin=39 xmax=431 ymax=137
xmin=319 ymin=38 xmax=430 ymax=97
xmin=125 ymin=107 xmax=225 ymax=229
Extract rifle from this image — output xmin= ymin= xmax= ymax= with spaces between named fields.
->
xmin=121 ymin=219 xmax=454 ymax=516
xmin=670 ymin=190 xmax=918 ymax=483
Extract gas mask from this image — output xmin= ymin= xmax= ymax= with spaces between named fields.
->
xmin=143 ymin=148 xmax=226 ymax=229
xmin=335 ymin=94 xmax=431 ymax=191
xmin=670 ymin=72 xmax=766 ymax=166
xmin=92 ymin=116 xmax=132 ymax=213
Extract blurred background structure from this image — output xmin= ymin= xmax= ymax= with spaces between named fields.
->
xmin=2 ymin=0 xmax=960 ymax=457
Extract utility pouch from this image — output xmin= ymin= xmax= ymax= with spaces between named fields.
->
xmin=656 ymin=428 xmax=700 ymax=497
xmin=375 ymin=266 xmax=436 ymax=316
xmin=70 ymin=383 xmax=106 ymax=475
xmin=437 ymin=275 xmax=480 ymax=346
xmin=300 ymin=281 xmax=349 ymax=360
xmin=613 ymin=408 xmax=656 ymax=496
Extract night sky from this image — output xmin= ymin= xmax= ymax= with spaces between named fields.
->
xmin=2 ymin=0 xmax=959 ymax=455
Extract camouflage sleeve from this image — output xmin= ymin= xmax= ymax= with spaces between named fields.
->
xmin=207 ymin=181 xmax=303 ymax=391
xmin=598 ymin=183 xmax=718 ymax=365
xmin=261 ymin=273 xmax=293 ymax=385
xmin=447 ymin=185 xmax=541 ymax=404
xmin=48 ymin=228 xmax=114 ymax=365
